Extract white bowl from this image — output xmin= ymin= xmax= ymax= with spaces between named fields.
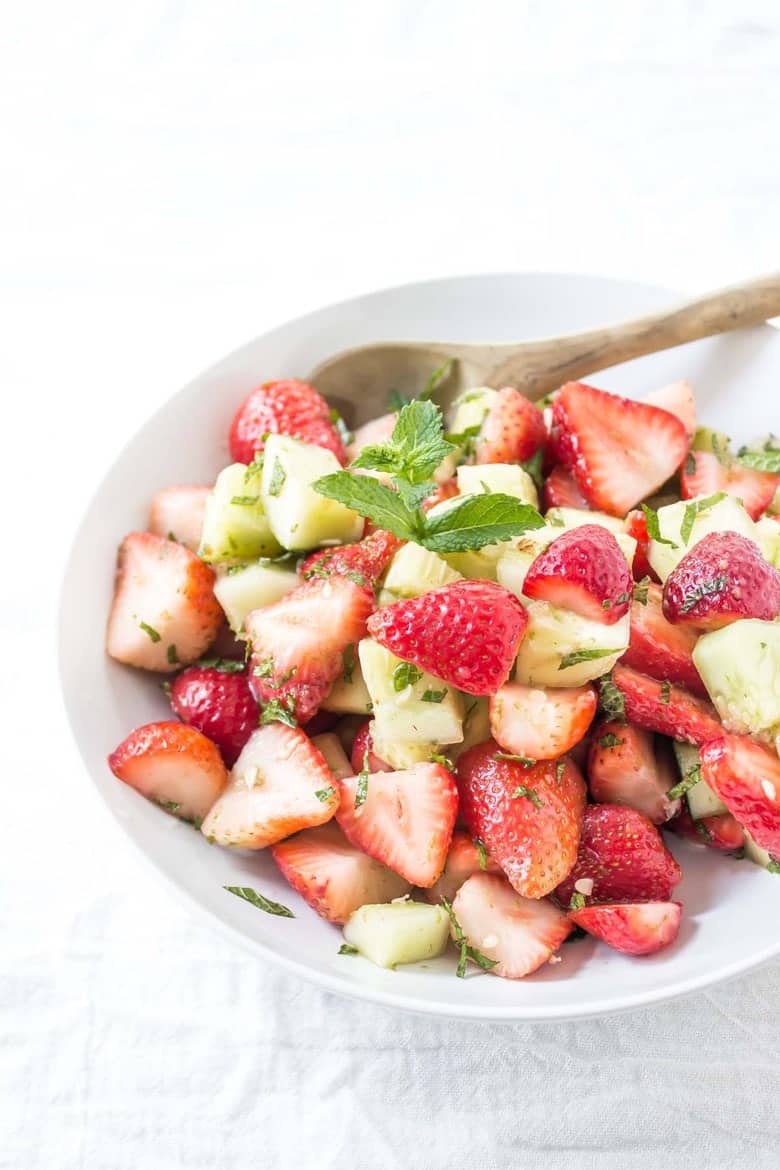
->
xmin=59 ymin=272 xmax=780 ymax=1021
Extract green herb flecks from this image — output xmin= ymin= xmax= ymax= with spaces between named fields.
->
xmin=680 ymin=492 xmax=727 ymax=544
xmin=421 ymin=688 xmax=448 ymax=703
xmin=511 ymin=785 xmax=544 ymax=808
xmin=393 ymin=661 xmax=423 ymax=691
xmin=598 ymin=733 xmax=624 ymax=748
xmin=315 ymin=786 xmax=336 ymax=803
xmin=598 ymin=675 xmax=626 ymax=722
xmin=259 ymin=696 xmax=297 ymax=728
xmin=139 ymin=621 xmax=161 ymax=643
xmin=441 ymin=897 xmax=498 ymax=978
xmin=267 ymin=458 xmax=287 ymax=497
xmin=679 ymin=575 xmax=727 ymax=615
xmin=641 ymin=503 xmax=678 ymax=549
xmin=494 ymin=752 xmax=536 ymax=767
xmin=224 ymin=886 xmax=294 ymax=917
xmin=559 ymin=647 xmax=615 ymax=670
xmin=667 ymin=763 xmax=702 ymax=800
xmin=338 ymin=943 xmax=359 ymax=955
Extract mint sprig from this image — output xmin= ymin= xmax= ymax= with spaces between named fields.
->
xmin=352 ymin=399 xmax=455 ymax=484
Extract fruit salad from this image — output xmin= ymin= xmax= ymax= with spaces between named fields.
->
xmin=105 ymin=373 xmax=780 ymax=979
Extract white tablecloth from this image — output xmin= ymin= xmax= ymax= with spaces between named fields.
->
xmin=3 ymin=3 xmax=780 ymax=1166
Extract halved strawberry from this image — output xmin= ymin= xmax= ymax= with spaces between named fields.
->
xmin=299 ymin=529 xmax=402 ymax=592
xmin=587 ymin=720 xmax=680 ymax=824
xmin=424 ymin=830 xmax=502 ymax=903
xmin=669 ymin=805 xmax=745 ymax=852
xmin=489 ymin=682 xmax=597 ymax=761
xmin=621 ymin=582 xmax=708 ymax=697
xmin=681 ymin=450 xmax=779 ymax=521
xmin=246 ymin=577 xmax=373 ymax=724
xmin=552 ymin=382 xmax=689 ymax=516
xmin=170 ymin=664 xmax=258 ymax=767
xmin=366 ymin=579 xmax=529 ymax=696
xmin=643 ymin=379 xmax=696 ymax=439
xmin=336 ymin=762 xmax=458 ymax=887
xmin=542 ymin=465 xmax=589 ymax=510
xmin=570 ymin=901 xmax=682 ymax=956
xmin=624 ymin=508 xmax=659 ymax=583
xmin=106 ymin=532 xmax=223 ymax=672
xmin=452 ymin=873 xmax=572 ymax=979
xmin=346 ymin=412 xmax=396 ymax=463
xmin=271 ymin=822 xmax=410 ymax=923
xmin=108 ymin=721 xmax=228 ymax=823
xmin=148 ymin=484 xmax=211 ymax=552
xmin=522 ymin=524 xmax=633 ymax=623
xmin=475 ymin=386 xmax=547 ymax=464
xmin=700 ymin=734 xmax=780 ymax=856
xmin=229 ymin=378 xmax=346 ymax=464
xmin=662 ymin=531 xmax=780 ymax=629
xmin=611 ymin=664 xmax=722 ymax=746
xmin=200 ymin=723 xmax=339 ymax=848
xmin=556 ymin=803 xmax=682 ymax=906
xmin=457 ymin=742 xmax=586 ymax=898
xmin=350 ymin=721 xmax=392 ymax=774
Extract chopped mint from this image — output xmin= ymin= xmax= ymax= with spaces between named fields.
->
xmin=494 ymin=752 xmax=536 ymax=767
xmin=156 ymin=798 xmax=181 ymax=814
xmin=253 ymin=657 xmax=275 ymax=678
xmin=555 ymin=760 xmax=566 ymax=782
xmin=230 ymin=495 xmax=261 ymax=506
xmin=598 ymin=733 xmax=624 ymax=748
xmin=267 ymin=458 xmax=287 ymax=497
xmin=641 ymin=503 xmax=678 ymax=549
xmin=736 ymin=449 xmax=780 ymax=474
xmin=259 ymin=696 xmax=297 ymax=728
xmin=680 ymin=492 xmax=727 ymax=544
xmin=342 ymin=644 xmax=356 ymax=684
xmin=520 ymin=448 xmax=545 ymax=493
xmin=766 ymin=858 xmax=780 ymax=874
xmin=660 ymin=680 xmax=671 ymax=705
xmin=224 ymin=886 xmax=294 ymax=917
xmin=667 ymin=764 xmax=702 ymax=800
xmin=421 ymin=688 xmax=448 ymax=703
xmin=166 ymin=644 xmax=180 ymax=665
xmin=429 ymin=753 xmax=454 ymax=770
xmin=196 ymin=656 xmax=245 ymax=673
xmin=226 ymin=563 xmax=249 ymax=575
xmin=393 ymin=661 xmax=423 ymax=691
xmin=558 ymin=648 xmax=614 ymax=670
xmin=569 ymin=891 xmax=586 ymax=910
xmin=633 ymin=576 xmax=651 ymax=606
xmin=441 ymin=897 xmax=498 ymax=978
xmin=511 ymin=785 xmax=544 ymax=808
xmin=474 ymin=837 xmax=488 ymax=870
xmin=338 ymin=943 xmax=359 ymax=956
xmin=598 ymin=675 xmax=626 ymax=722
xmin=679 ymin=575 xmax=727 ymax=615
xmin=315 ymin=786 xmax=336 ymax=803
xmin=139 ymin=621 xmax=161 ymax=643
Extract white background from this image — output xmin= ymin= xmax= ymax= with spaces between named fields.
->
xmin=2 ymin=2 xmax=780 ymax=1167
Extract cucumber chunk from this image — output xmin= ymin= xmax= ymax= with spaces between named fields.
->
xmin=380 ymin=542 xmax=462 ymax=604
xmin=311 ymin=733 xmax=353 ymax=780
xmin=544 ymin=507 xmax=626 ymax=535
xmin=342 ymin=901 xmax=450 ymax=968
xmin=358 ymin=638 xmax=464 ymax=747
xmin=321 ymin=658 xmax=373 ymax=715
xmin=672 ymin=742 xmax=726 ymax=818
xmin=513 ymin=599 xmax=630 ymax=687
xmin=692 ymin=620 xmax=780 ymax=740
xmin=457 ymin=463 xmax=539 ymax=508
xmin=214 ymin=562 xmax=299 ymax=632
xmin=691 ymin=426 xmax=732 ymax=456
xmin=755 ymin=517 xmax=780 ymax=568
xmin=647 ymin=495 xmax=758 ymax=582
xmin=447 ymin=386 xmax=497 ymax=436
xmin=369 ymin=726 xmax=436 ymax=770
xmin=199 ymin=463 xmax=282 ymax=563
xmin=260 ymin=434 xmax=363 ymax=550
xmin=449 ymin=696 xmax=491 ymax=763
xmin=744 ymin=832 xmax=776 ymax=870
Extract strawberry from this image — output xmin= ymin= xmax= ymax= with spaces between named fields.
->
xmin=424 ymin=830 xmax=502 ymax=903
xmin=669 ymin=805 xmax=745 ymax=852
xmin=570 ymin=901 xmax=682 ymax=956
xmin=229 ymin=378 xmax=346 ymax=464
xmin=346 ymin=412 xmax=396 ymax=463
xmin=271 ymin=822 xmax=410 ymax=923
xmin=621 ymin=581 xmax=708 ymax=697
xmin=522 ymin=524 xmax=633 ymax=623
xmin=542 ymin=465 xmax=589 ymax=510
xmin=700 ymin=734 xmax=780 ymax=856
xmin=335 ymin=762 xmax=458 ymax=887
xmin=556 ymin=803 xmax=682 ymax=906
xmin=624 ymin=508 xmax=659 ymax=583
xmin=611 ymin=664 xmax=722 ymax=746
xmin=246 ymin=577 xmax=373 ymax=724
xmin=169 ymin=665 xmax=258 ymax=767
xmin=457 ymin=742 xmax=586 ymax=898
xmin=108 ymin=721 xmax=228 ymax=823
xmin=302 ymin=710 xmax=341 ymax=737
xmin=551 ymin=381 xmax=689 ymax=516
xmin=662 ymin=531 xmax=780 ymax=629
xmin=299 ymin=529 xmax=402 ymax=591
xmin=475 ymin=386 xmax=547 ymax=464
xmin=148 ymin=484 xmax=211 ymax=552
xmin=587 ymin=720 xmax=680 ymax=824
xmin=642 ymin=379 xmax=696 ymax=439
xmin=350 ymin=721 xmax=392 ymax=774
xmin=106 ymin=532 xmax=223 ymax=672
xmin=200 ymin=723 xmax=339 ymax=848
xmin=421 ymin=477 xmax=459 ymax=513
xmin=366 ymin=579 xmax=529 ymax=696
xmin=451 ymin=873 xmax=572 ymax=979
xmin=681 ymin=450 xmax=779 ymax=521
xmin=489 ymin=681 xmax=597 ymax=761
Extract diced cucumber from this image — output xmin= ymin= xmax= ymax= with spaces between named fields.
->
xmin=692 ymin=620 xmax=780 ymax=740
xmin=358 ymin=638 xmax=464 ymax=747
xmin=213 ymin=562 xmax=299 ymax=632
xmin=447 ymin=386 xmax=497 ymax=436
xmin=457 ymin=463 xmax=539 ymax=508
xmin=513 ymin=599 xmax=630 ymax=687
xmin=755 ymin=517 xmax=780 ymax=568
xmin=691 ymin=426 xmax=732 ymax=457
xmin=647 ymin=495 xmax=758 ymax=582
xmin=369 ymin=725 xmax=436 ymax=769
xmin=379 ymin=542 xmax=462 ymax=604
xmin=321 ymin=658 xmax=373 ymax=715
xmin=495 ymin=541 xmax=541 ymax=595
xmin=672 ymin=742 xmax=726 ymax=818
xmin=449 ymin=696 xmax=491 ymax=762
xmin=342 ymin=901 xmax=450 ymax=968
xmin=199 ymin=463 xmax=283 ymax=563
xmin=260 ymin=434 xmax=363 ymax=550
xmin=744 ymin=832 xmax=775 ymax=870
xmin=544 ymin=507 xmax=626 ymax=535
xmin=311 ymin=732 xmax=353 ymax=780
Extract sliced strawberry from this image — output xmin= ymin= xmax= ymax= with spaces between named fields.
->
xmin=148 ymin=484 xmax=211 ymax=552
xmin=271 ymin=822 xmax=410 ymax=924
xmin=346 ymin=412 xmax=396 ymax=463
xmin=643 ymin=379 xmax=696 ymax=439
xmin=421 ymin=477 xmax=459 ymax=513
xmin=229 ymin=378 xmax=346 ymax=464
xmin=662 ymin=531 xmax=780 ymax=629
xmin=367 ymin=579 xmax=529 ymax=696
xmin=302 ymin=710 xmax=341 ymax=737
xmin=246 ymin=577 xmax=373 ymax=724
xmin=522 ymin=524 xmax=633 ymax=623
xmin=700 ymin=734 xmax=780 ymax=856
xmin=170 ymin=665 xmax=258 ymax=767
xmin=106 ymin=532 xmax=223 ymax=672
xmin=681 ymin=450 xmax=779 ymax=521
xmin=669 ymin=805 xmax=745 ymax=852
xmin=424 ymin=830 xmax=503 ymax=903
xmin=336 ymin=762 xmax=458 ymax=887
xmin=299 ymin=529 xmax=402 ymax=591
xmin=489 ymin=682 xmax=597 ymax=761
xmin=200 ymin=723 xmax=339 ymax=848
xmin=551 ymin=381 xmax=689 ymax=516
xmin=457 ymin=742 xmax=586 ymax=898
xmin=452 ymin=873 xmax=572 ymax=979
xmin=587 ymin=720 xmax=680 ymax=824
xmin=621 ymin=581 xmax=708 ymax=697
xmin=611 ymin=664 xmax=722 ymax=746
xmin=570 ymin=901 xmax=682 ymax=956
xmin=542 ymin=465 xmax=589 ymax=510
xmin=350 ymin=721 xmax=392 ymax=774
xmin=108 ymin=721 xmax=228 ymax=823
xmin=624 ymin=508 xmax=659 ymax=583
xmin=475 ymin=386 xmax=547 ymax=464
xmin=556 ymin=803 xmax=682 ymax=906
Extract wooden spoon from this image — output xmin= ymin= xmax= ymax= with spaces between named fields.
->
xmin=310 ymin=273 xmax=780 ymax=422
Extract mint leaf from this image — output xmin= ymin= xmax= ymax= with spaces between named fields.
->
xmin=352 ymin=399 xmax=455 ymax=484
xmin=558 ymin=647 xmax=615 ymax=670
xmin=196 ymin=656 xmax=246 ymax=673
xmin=520 ymin=448 xmax=545 ymax=492
xmin=313 ymin=472 xmax=422 ymax=541
xmin=599 ymin=674 xmax=626 ymax=721
xmin=494 ymin=752 xmax=536 ymax=767
xmin=598 ymin=733 xmax=623 ymax=748
xmin=641 ymin=503 xmax=678 ymax=549
xmin=511 ymin=784 xmax=544 ymax=808
xmin=421 ymin=492 xmax=543 ymax=553
xmin=224 ymin=886 xmax=294 ymax=917
xmin=736 ymin=449 xmax=780 ymax=473
xmin=667 ymin=764 xmax=702 ymax=800
xmin=633 ymin=576 xmax=651 ymax=605
xmin=474 ymin=837 xmax=488 ymax=870
xmin=393 ymin=662 xmax=423 ymax=691
xmin=422 ymin=688 xmax=448 ymax=703
xmin=259 ymin=696 xmax=297 ymax=728
xmin=338 ymin=943 xmax=359 ymax=955
xmin=441 ymin=897 xmax=498 ymax=978
xmin=679 ymin=575 xmax=727 ymax=614
xmin=315 ymin=786 xmax=336 ymax=802
xmin=267 ymin=458 xmax=287 ymax=497
xmin=166 ymin=644 xmax=180 ymax=665
xmin=680 ymin=492 xmax=727 ymax=544
xmin=139 ymin=621 xmax=161 ymax=643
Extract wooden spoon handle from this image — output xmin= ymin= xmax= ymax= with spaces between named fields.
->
xmin=487 ymin=272 xmax=780 ymax=397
